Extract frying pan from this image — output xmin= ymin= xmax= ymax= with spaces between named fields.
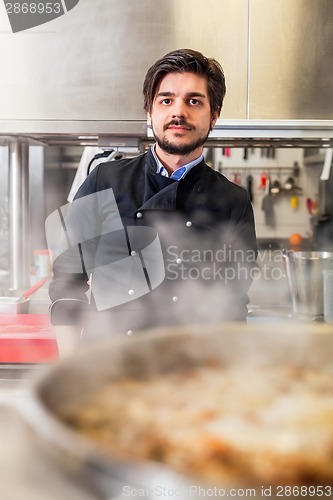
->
xmin=22 ymin=322 xmax=333 ymax=499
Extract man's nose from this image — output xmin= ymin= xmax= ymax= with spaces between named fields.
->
xmin=172 ymin=100 xmax=187 ymax=118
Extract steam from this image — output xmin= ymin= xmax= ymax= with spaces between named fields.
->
xmin=46 ymin=188 xmax=259 ymax=339
xmin=88 ymin=217 xmax=257 ymax=338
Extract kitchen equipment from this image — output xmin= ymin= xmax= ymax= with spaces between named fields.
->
xmin=258 ymin=173 xmax=268 ymax=190
xmin=33 ymin=250 xmax=52 ymax=278
xmin=323 ymin=270 xmax=333 ymax=323
xmin=22 ymin=322 xmax=333 ymax=500
xmin=319 ymin=148 xmax=333 ymax=182
xmin=270 ymin=179 xmax=281 ymax=195
xmin=0 ymin=313 xmax=57 ymax=362
xmin=313 ymin=168 xmax=333 ymax=250
xmin=283 ymin=176 xmax=295 ymax=191
xmin=261 ymin=177 xmax=275 ymax=226
xmin=246 ymin=174 xmax=253 ymax=202
xmin=0 ymin=297 xmax=30 ymax=314
xmin=283 ymin=250 xmax=333 ymax=318
xmin=306 ymin=197 xmax=314 ymax=214
xmin=290 ymin=195 xmax=299 ymax=209
xmin=0 ymin=278 xmax=47 ymax=314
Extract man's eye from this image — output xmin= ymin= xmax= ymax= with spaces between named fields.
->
xmin=189 ymin=98 xmax=200 ymax=105
xmin=161 ymin=98 xmax=171 ymax=105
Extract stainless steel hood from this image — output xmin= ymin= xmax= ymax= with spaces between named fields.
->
xmin=0 ymin=0 xmax=332 ymax=147
xmin=153 ymin=119 xmax=333 ymax=148
xmin=0 ymin=120 xmax=333 ymax=149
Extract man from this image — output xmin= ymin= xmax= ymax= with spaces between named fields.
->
xmin=49 ymin=49 xmax=257 ymax=356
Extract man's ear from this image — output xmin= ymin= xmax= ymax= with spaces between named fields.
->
xmin=210 ymin=112 xmax=219 ymax=130
xmin=147 ymin=112 xmax=152 ymax=126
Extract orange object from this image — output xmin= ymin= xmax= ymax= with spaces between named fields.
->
xmin=289 ymin=233 xmax=303 ymax=248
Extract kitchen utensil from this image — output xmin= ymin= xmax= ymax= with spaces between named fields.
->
xmin=306 ymin=197 xmax=313 ymax=214
xmin=290 ymin=195 xmax=299 ymax=210
xmin=283 ymin=176 xmax=295 ymax=190
xmin=258 ymin=173 xmax=268 ymax=190
xmin=246 ymin=174 xmax=253 ymax=202
xmin=270 ymin=179 xmax=281 ymax=195
xmin=0 ymin=278 xmax=47 ymax=314
xmin=22 ymin=322 xmax=333 ymax=500
xmin=22 ymin=278 xmax=47 ymax=300
xmin=312 ymin=199 xmax=319 ymax=215
xmin=292 ymin=161 xmax=300 ymax=177
xmin=282 ymin=250 xmax=333 ymax=318
xmin=261 ymin=177 xmax=275 ymax=226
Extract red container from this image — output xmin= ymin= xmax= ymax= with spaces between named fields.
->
xmin=0 ymin=314 xmax=58 ymax=363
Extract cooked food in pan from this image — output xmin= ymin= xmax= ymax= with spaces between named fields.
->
xmin=58 ymin=362 xmax=333 ymax=486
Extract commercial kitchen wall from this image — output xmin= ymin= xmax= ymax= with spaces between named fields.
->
xmin=0 ymin=145 xmax=324 ymax=279
xmin=40 ymin=145 xmax=323 ymax=247
xmin=43 ymin=145 xmax=320 ymax=243
xmin=212 ymin=148 xmax=320 ymax=241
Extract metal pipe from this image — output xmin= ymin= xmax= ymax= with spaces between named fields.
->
xmin=21 ymin=141 xmax=30 ymax=285
xmin=246 ymin=0 xmax=252 ymax=120
xmin=8 ymin=140 xmax=30 ymax=292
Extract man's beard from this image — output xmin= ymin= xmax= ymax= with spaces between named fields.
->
xmin=152 ymin=119 xmax=211 ymax=156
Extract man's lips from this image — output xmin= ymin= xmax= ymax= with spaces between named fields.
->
xmin=164 ymin=122 xmax=193 ymax=132
xmin=168 ymin=125 xmax=191 ymax=131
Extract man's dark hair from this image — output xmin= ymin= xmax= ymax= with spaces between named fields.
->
xmin=143 ymin=48 xmax=226 ymax=118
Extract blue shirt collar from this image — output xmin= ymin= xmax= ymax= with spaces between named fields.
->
xmin=151 ymin=144 xmax=204 ymax=180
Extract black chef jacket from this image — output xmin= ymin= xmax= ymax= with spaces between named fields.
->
xmin=49 ymin=149 xmax=258 ymax=335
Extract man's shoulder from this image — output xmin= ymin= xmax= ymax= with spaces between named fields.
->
xmin=75 ymin=151 xmax=152 ymax=198
xmin=97 ymin=151 xmax=148 ymax=176
xmin=204 ymin=165 xmax=248 ymax=199
xmin=91 ymin=152 xmax=150 ymax=191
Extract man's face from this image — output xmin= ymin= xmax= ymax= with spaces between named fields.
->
xmin=148 ymin=72 xmax=218 ymax=157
